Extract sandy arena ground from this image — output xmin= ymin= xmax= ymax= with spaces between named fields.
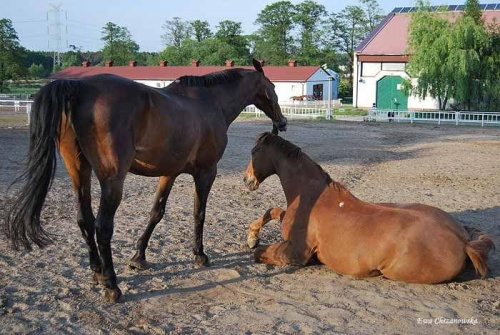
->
xmin=0 ymin=118 xmax=499 ymax=334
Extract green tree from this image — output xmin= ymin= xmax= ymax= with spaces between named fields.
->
xmin=159 ymin=39 xmax=196 ymax=65
xmin=23 ymin=50 xmax=53 ymax=74
xmin=293 ymin=0 xmax=326 ymax=65
xmin=482 ymin=22 xmax=500 ymax=111
xmin=191 ymin=20 xmax=212 ymax=42
xmin=161 ymin=17 xmax=192 ymax=48
xmin=101 ymin=22 xmax=139 ymax=65
xmin=62 ymin=45 xmax=83 ymax=68
xmin=214 ymin=20 xmax=250 ymax=63
xmin=448 ymin=16 xmax=490 ymax=110
xmin=407 ymin=1 xmax=454 ymax=110
xmin=28 ymin=63 xmax=46 ymax=78
xmin=360 ymin=0 xmax=385 ymax=31
xmin=463 ymin=0 xmax=482 ymax=25
xmin=407 ymin=0 xmax=496 ymax=111
xmin=0 ymin=19 xmax=25 ymax=92
xmin=255 ymin=1 xmax=296 ymax=64
xmin=324 ymin=6 xmax=366 ymax=93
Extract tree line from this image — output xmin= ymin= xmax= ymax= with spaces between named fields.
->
xmin=0 ymin=0 xmax=383 ymax=96
xmin=407 ymin=0 xmax=500 ymax=111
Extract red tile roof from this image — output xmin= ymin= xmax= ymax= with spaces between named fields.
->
xmin=357 ymin=9 xmax=500 ymax=56
xmin=50 ymin=65 xmax=321 ymax=82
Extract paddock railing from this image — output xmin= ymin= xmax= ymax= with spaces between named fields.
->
xmin=365 ymin=109 xmax=500 ymax=126
xmin=242 ymin=105 xmax=329 ymax=118
xmin=0 ymin=100 xmax=33 ymax=124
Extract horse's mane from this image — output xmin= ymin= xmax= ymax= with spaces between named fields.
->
xmin=256 ymin=132 xmax=334 ymax=186
xmin=175 ymin=68 xmax=252 ymax=87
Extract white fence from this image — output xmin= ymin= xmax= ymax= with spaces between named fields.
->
xmin=279 ymin=99 xmax=343 ymax=109
xmin=0 ymin=100 xmax=33 ymax=124
xmin=365 ymin=109 xmax=500 ymax=127
xmin=242 ymin=105 xmax=330 ymax=118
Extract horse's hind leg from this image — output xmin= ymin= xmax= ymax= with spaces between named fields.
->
xmin=59 ymin=130 xmax=102 ymax=285
xmin=129 ymin=175 xmax=176 ymax=270
xmin=247 ymin=207 xmax=285 ymax=249
xmin=95 ymin=177 xmax=126 ymax=303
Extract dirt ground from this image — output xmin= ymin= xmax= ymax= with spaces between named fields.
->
xmin=0 ymin=119 xmax=499 ymax=334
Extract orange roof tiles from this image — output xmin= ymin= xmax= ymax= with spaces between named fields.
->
xmin=50 ymin=65 xmax=321 ymax=82
xmin=357 ymin=9 xmax=500 ymax=56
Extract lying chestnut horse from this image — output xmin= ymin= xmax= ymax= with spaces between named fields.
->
xmin=243 ymin=133 xmax=494 ymax=284
xmin=4 ymin=60 xmax=287 ymax=302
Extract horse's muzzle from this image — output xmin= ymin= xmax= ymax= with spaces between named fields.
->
xmin=243 ymin=175 xmax=259 ymax=191
xmin=274 ymin=117 xmax=287 ymax=132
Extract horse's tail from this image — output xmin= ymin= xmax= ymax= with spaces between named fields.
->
xmin=464 ymin=226 xmax=495 ymax=279
xmin=3 ymin=79 xmax=81 ymax=250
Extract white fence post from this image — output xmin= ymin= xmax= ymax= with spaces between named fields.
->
xmin=27 ymin=103 xmax=32 ymax=125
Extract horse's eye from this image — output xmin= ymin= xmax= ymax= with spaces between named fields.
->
xmin=251 ymin=147 xmax=262 ymax=155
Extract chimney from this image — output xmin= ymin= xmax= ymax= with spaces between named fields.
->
xmin=81 ymin=60 xmax=91 ymax=67
xmin=288 ymin=59 xmax=297 ymax=67
xmin=129 ymin=60 xmax=137 ymax=67
xmin=105 ymin=60 xmax=114 ymax=67
xmin=191 ymin=59 xmax=200 ymax=67
xmin=225 ymin=60 xmax=234 ymax=67
xmin=258 ymin=60 xmax=265 ymax=67
xmin=159 ymin=60 xmax=168 ymax=67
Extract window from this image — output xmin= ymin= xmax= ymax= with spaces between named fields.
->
xmin=382 ymin=63 xmax=405 ymax=71
xmin=313 ymin=84 xmax=323 ymax=100
xmin=361 ymin=62 xmax=381 ymax=77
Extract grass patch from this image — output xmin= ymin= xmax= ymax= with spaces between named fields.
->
xmin=4 ymin=80 xmax=48 ymax=96
xmin=333 ymin=104 xmax=367 ymax=116
xmin=0 ymin=114 xmax=29 ymax=127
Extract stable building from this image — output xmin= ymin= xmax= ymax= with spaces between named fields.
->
xmin=51 ymin=59 xmax=339 ymax=103
xmin=353 ymin=4 xmax=500 ymax=110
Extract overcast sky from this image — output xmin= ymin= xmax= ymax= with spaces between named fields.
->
xmin=2 ymin=0 xmax=498 ymax=52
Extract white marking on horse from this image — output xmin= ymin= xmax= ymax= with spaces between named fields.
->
xmin=339 ymin=202 xmax=345 ymax=208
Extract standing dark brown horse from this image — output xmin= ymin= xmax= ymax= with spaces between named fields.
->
xmin=4 ymin=59 xmax=287 ymax=302
xmin=244 ymin=133 xmax=494 ymax=284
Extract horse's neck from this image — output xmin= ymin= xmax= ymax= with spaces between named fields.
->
xmin=276 ymin=156 xmax=332 ymax=206
xmin=216 ymin=76 xmax=259 ymax=126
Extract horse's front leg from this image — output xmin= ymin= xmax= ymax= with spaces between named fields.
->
xmin=192 ymin=167 xmax=217 ymax=266
xmin=130 ymin=175 xmax=176 ymax=270
xmin=254 ymin=240 xmax=312 ymax=267
xmin=247 ymin=207 xmax=285 ymax=249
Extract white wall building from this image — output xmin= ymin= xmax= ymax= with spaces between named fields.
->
xmin=354 ymin=5 xmax=500 ymax=110
xmin=52 ymin=59 xmax=339 ymax=104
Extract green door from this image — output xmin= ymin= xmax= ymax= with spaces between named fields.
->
xmin=376 ymin=76 xmax=408 ymax=110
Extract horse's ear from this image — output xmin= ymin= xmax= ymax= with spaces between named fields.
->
xmin=253 ymin=58 xmax=264 ymax=74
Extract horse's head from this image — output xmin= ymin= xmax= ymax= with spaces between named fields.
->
xmin=252 ymin=59 xmax=287 ymax=132
xmin=244 ymin=132 xmax=277 ymax=191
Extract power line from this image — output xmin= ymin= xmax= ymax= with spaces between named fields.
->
xmin=47 ymin=3 xmax=64 ymax=67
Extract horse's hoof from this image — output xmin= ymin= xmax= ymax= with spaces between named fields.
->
xmin=104 ymin=287 xmax=123 ymax=303
xmin=194 ymin=253 xmax=210 ymax=267
xmin=128 ymin=257 xmax=151 ymax=271
xmin=247 ymin=237 xmax=260 ymax=249
xmin=92 ymin=272 xmax=104 ymax=286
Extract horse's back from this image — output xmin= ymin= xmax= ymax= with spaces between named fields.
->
xmin=309 ymin=195 xmax=470 ymax=283
xmin=65 ymin=74 xmax=227 ymax=177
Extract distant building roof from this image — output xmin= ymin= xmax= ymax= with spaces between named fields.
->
xmin=357 ymin=4 xmax=500 ymax=56
xmin=50 ymin=63 xmax=322 ymax=82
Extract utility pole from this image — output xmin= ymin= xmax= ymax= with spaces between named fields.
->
xmin=47 ymin=3 xmax=64 ymax=69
